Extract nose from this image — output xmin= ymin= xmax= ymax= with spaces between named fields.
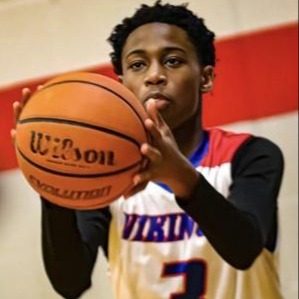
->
xmin=144 ymin=63 xmax=167 ymax=86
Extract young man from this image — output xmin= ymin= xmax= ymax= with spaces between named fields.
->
xmin=13 ymin=1 xmax=284 ymax=299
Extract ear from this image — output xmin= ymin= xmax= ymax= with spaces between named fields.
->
xmin=200 ymin=66 xmax=214 ymax=93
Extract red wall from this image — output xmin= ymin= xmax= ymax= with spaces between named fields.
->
xmin=0 ymin=23 xmax=297 ymax=171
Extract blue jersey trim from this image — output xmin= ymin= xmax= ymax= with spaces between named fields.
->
xmin=156 ymin=131 xmax=210 ymax=193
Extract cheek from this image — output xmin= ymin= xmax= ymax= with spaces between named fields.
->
xmin=122 ymin=78 xmax=145 ymax=104
xmin=175 ymin=66 xmax=201 ymax=91
xmin=177 ymin=76 xmax=200 ymax=100
xmin=125 ymin=85 xmax=141 ymax=102
xmin=175 ymin=77 xmax=201 ymax=118
xmin=122 ymin=76 xmax=139 ymax=93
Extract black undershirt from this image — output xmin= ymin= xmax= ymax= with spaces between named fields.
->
xmin=41 ymin=136 xmax=284 ymax=299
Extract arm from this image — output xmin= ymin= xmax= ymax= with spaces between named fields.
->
xmin=11 ymin=89 xmax=112 ymax=298
xmin=41 ymin=199 xmax=111 ymax=299
xmin=176 ymin=137 xmax=284 ymax=269
xmin=133 ymin=101 xmax=283 ymax=269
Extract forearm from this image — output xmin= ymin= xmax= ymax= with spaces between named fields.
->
xmin=41 ymin=199 xmax=98 ymax=299
xmin=176 ymin=175 xmax=263 ymax=270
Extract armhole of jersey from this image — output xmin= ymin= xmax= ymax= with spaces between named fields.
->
xmin=155 ymin=131 xmax=210 ymax=193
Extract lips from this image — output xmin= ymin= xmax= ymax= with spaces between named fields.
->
xmin=144 ymin=92 xmax=171 ymax=110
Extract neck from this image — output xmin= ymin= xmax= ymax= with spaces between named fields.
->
xmin=173 ymin=115 xmax=204 ymax=157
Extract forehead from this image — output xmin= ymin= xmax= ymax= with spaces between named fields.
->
xmin=122 ymin=22 xmax=196 ymax=56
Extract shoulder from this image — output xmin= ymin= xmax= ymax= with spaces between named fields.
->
xmin=203 ymin=128 xmax=284 ymax=172
xmin=232 ymin=135 xmax=284 ymax=177
xmin=235 ymin=135 xmax=284 ymax=164
xmin=201 ymin=128 xmax=251 ymax=166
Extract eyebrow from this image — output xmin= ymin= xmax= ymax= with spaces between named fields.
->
xmin=125 ymin=47 xmax=187 ymax=59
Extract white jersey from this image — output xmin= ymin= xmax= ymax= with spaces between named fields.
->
xmin=108 ymin=128 xmax=283 ymax=299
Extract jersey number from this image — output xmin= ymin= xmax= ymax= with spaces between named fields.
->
xmin=162 ymin=259 xmax=207 ymax=299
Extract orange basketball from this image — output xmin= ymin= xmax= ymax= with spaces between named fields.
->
xmin=15 ymin=72 xmax=149 ymax=210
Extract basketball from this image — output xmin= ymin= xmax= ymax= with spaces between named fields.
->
xmin=15 ymin=72 xmax=150 ymax=210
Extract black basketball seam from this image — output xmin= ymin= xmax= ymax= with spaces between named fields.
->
xmin=38 ymin=79 xmax=149 ymax=139
xmin=18 ymin=117 xmax=140 ymax=147
xmin=17 ymin=147 xmax=142 ymax=178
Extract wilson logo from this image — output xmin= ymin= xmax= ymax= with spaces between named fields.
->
xmin=29 ymin=130 xmax=115 ymax=165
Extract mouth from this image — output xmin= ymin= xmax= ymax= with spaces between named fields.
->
xmin=143 ymin=92 xmax=171 ymax=110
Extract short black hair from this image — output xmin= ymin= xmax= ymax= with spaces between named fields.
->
xmin=107 ymin=1 xmax=216 ymax=75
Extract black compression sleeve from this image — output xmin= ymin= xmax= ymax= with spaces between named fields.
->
xmin=229 ymin=137 xmax=283 ymax=252
xmin=41 ymin=199 xmax=111 ymax=299
xmin=176 ymin=137 xmax=284 ymax=270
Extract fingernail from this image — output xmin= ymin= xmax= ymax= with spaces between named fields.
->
xmin=22 ymin=87 xmax=30 ymax=93
xmin=133 ymin=177 xmax=140 ymax=186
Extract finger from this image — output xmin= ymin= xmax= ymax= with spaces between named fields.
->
xmin=14 ymin=87 xmax=33 ymax=123
xmin=22 ymin=87 xmax=31 ymax=106
xmin=133 ymin=170 xmax=152 ymax=186
xmin=10 ymin=129 xmax=16 ymax=146
xmin=141 ymin=143 xmax=162 ymax=163
xmin=124 ymin=181 xmax=148 ymax=199
xmin=145 ymin=99 xmax=160 ymax=125
xmin=145 ymin=99 xmax=169 ymax=133
xmin=13 ymin=101 xmax=23 ymax=123
xmin=144 ymin=119 xmax=172 ymax=148
xmin=144 ymin=118 xmax=162 ymax=141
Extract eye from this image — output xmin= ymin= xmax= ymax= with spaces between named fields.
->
xmin=164 ymin=56 xmax=184 ymax=67
xmin=128 ymin=60 xmax=146 ymax=71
